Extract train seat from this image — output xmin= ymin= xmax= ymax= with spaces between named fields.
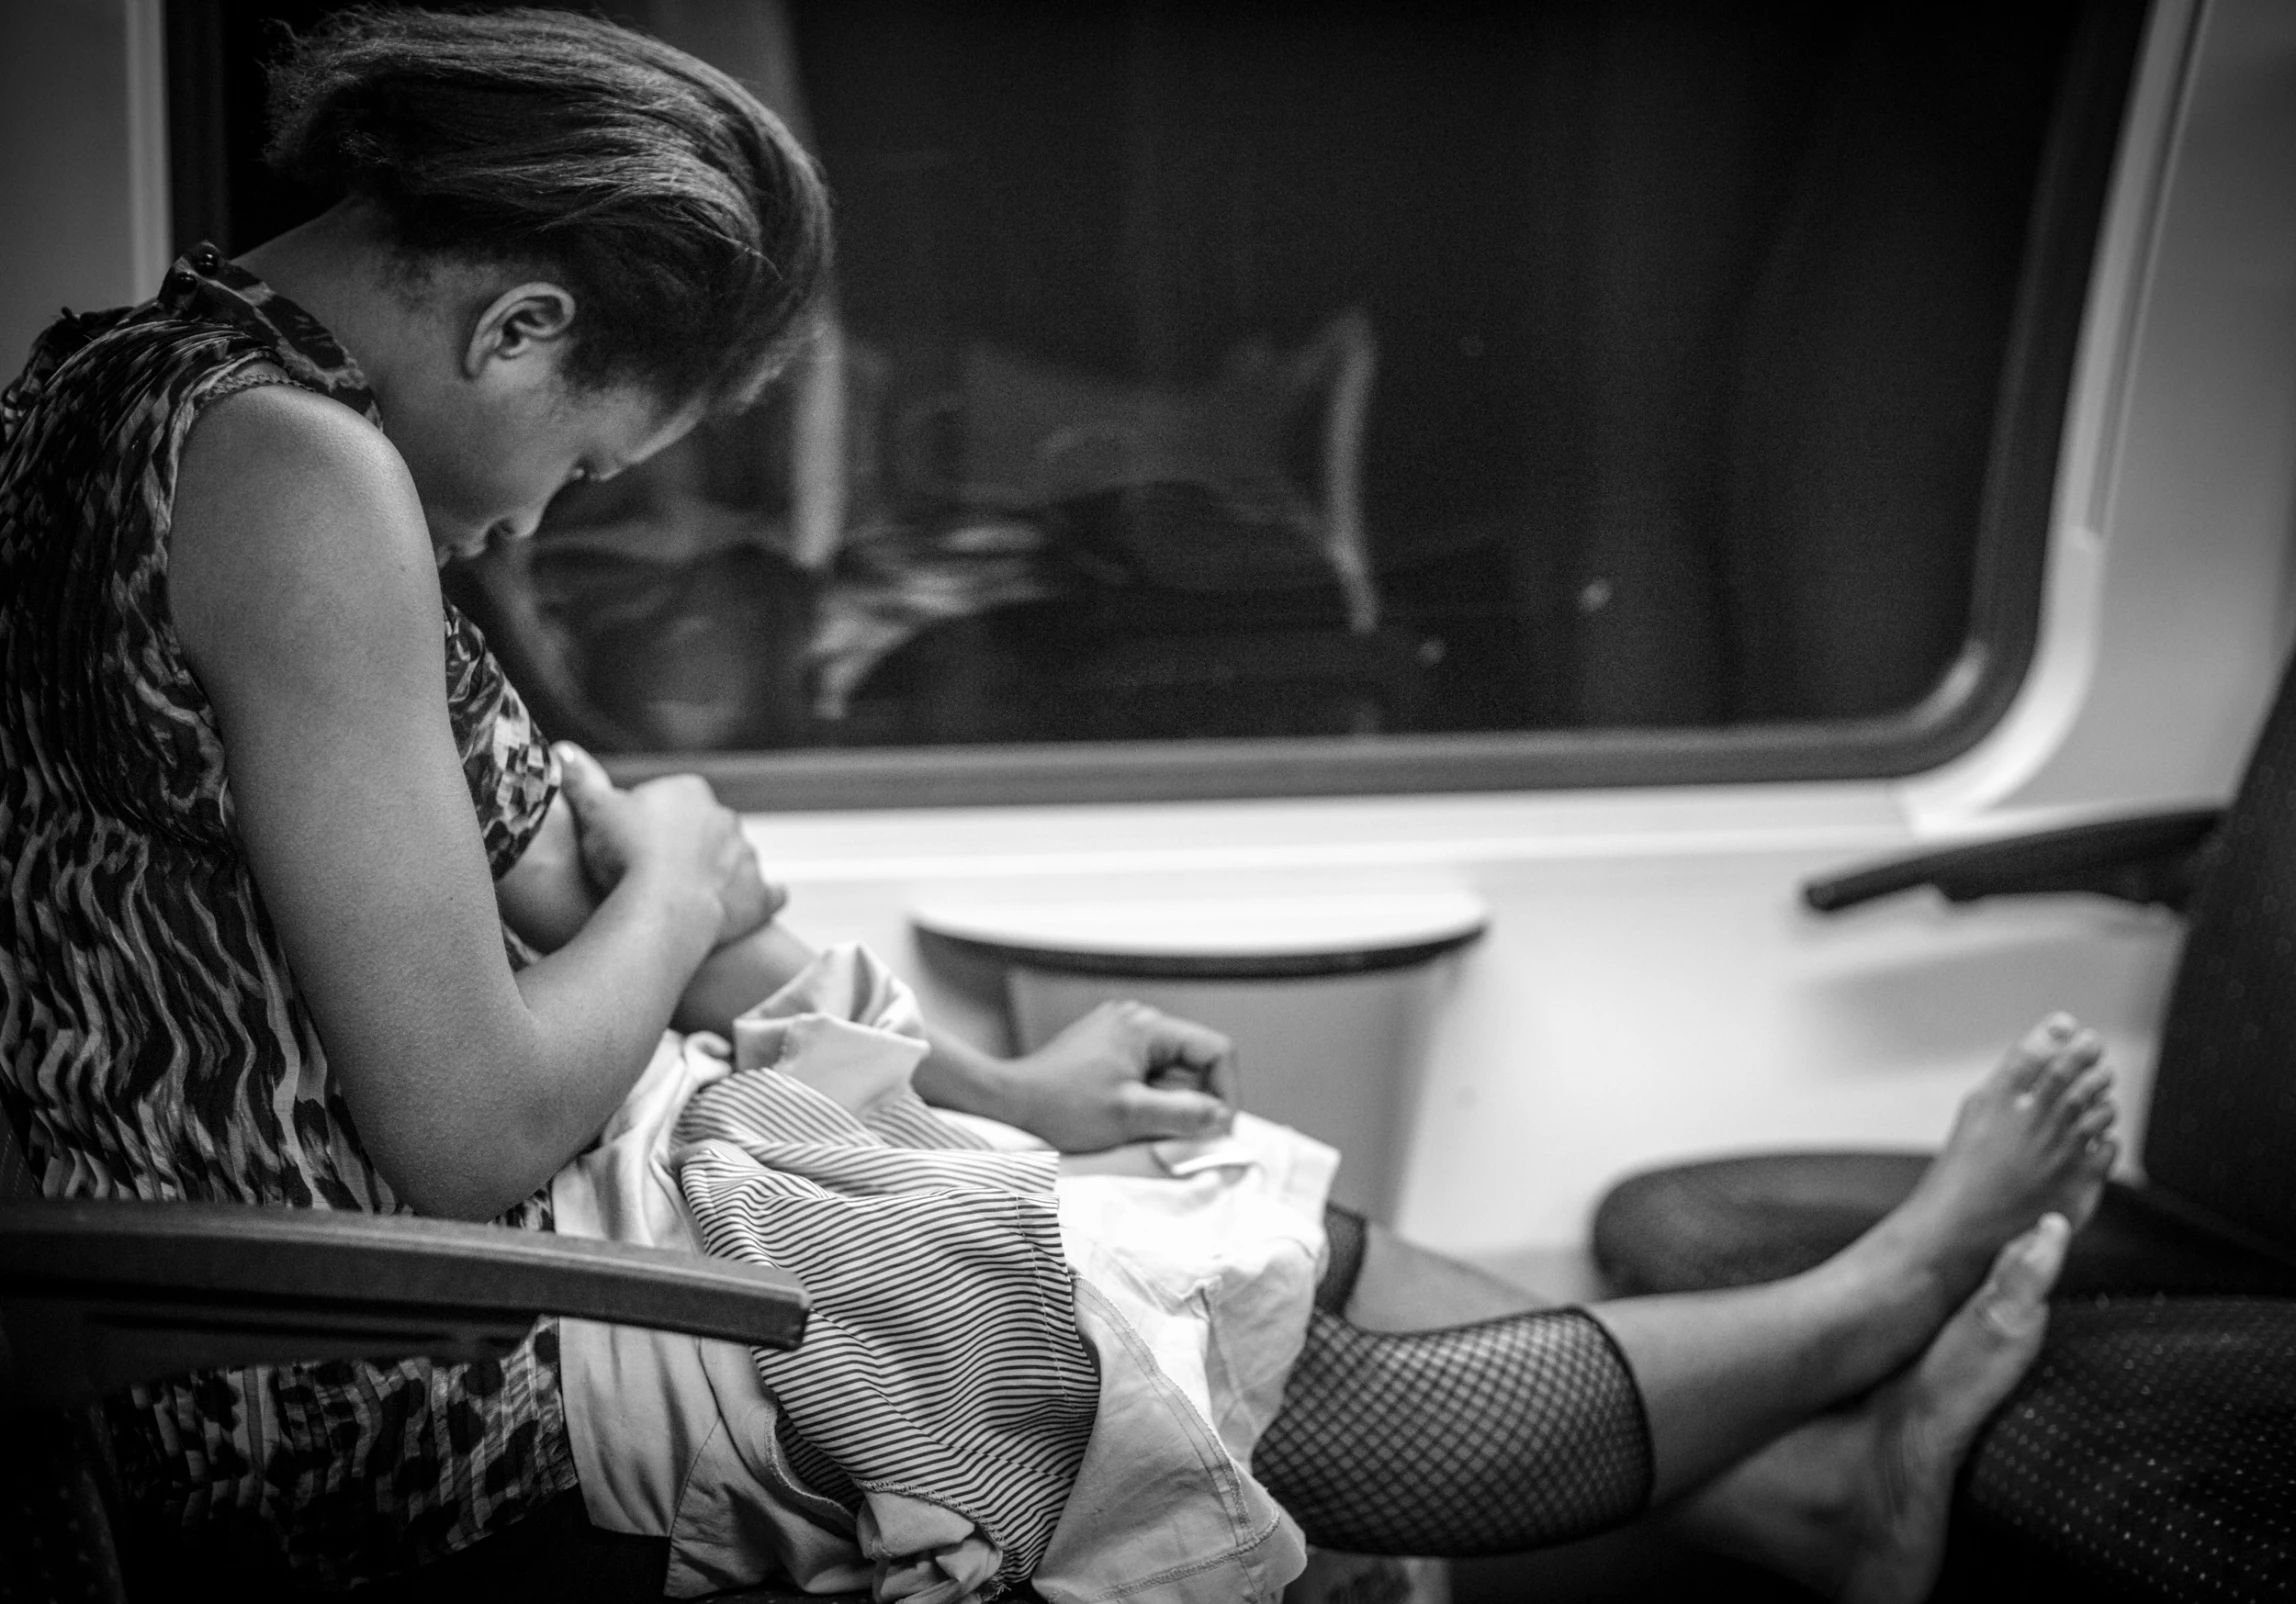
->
xmin=0 ymin=1104 xmax=836 ymax=1603
xmin=1594 ymin=661 xmax=2296 ymax=1598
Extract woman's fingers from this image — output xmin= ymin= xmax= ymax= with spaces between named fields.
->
xmin=546 ymin=748 xmax=785 ymax=946
xmin=551 ymin=741 xmax=632 ymax=890
xmin=712 ymin=841 xmax=787 ymax=945
xmin=553 ymin=740 xmax=611 ymax=801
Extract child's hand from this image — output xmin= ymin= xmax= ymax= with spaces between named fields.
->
xmin=1003 ymin=1000 xmax=1235 ymax=1152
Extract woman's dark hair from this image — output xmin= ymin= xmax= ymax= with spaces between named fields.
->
xmin=264 ymin=6 xmax=832 ymax=409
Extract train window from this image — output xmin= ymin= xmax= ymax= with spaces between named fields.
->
xmin=167 ymin=0 xmax=2149 ymax=807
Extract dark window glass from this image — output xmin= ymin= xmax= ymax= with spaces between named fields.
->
xmin=169 ymin=0 xmax=2148 ymax=805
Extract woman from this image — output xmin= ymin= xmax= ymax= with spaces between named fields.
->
xmin=0 ymin=8 xmax=2118 ymax=1600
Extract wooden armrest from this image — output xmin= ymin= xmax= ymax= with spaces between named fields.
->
xmin=0 ymin=1200 xmax=806 ymax=1409
xmin=1802 ymin=807 xmax=2223 ymax=914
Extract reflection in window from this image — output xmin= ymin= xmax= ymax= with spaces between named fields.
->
xmin=440 ymin=1 xmax=2119 ymax=757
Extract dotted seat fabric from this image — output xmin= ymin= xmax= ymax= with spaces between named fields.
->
xmin=1594 ymin=1154 xmax=2296 ymax=1599
xmin=0 ymin=1412 xmax=127 ymax=1604
xmin=1967 ymin=1294 xmax=2296 ymax=1601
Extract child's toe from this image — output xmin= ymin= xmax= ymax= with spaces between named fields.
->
xmin=2037 ymin=1035 xmax=2104 ymax=1105
xmin=2066 ymin=1064 xmax=2113 ymax=1108
xmin=2001 ymin=1015 xmax=2076 ymax=1089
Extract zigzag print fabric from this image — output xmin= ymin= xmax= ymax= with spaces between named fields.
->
xmin=0 ymin=249 xmax=575 ymax=1584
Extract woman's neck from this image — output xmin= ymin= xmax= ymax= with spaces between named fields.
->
xmin=234 ymin=205 xmax=456 ymax=409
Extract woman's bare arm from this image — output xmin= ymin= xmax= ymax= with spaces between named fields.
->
xmin=170 ymin=386 xmax=754 ymax=1220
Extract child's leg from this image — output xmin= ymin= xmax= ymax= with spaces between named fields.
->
xmin=1254 ymin=1016 xmax=2109 ymax=1581
xmin=1261 ymin=1218 xmax=2065 ymax=1602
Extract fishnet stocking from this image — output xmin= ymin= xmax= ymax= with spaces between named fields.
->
xmin=1256 ymin=1208 xmax=1653 ymax=1556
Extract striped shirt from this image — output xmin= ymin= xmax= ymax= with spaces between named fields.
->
xmin=675 ymin=946 xmax=1100 ymax=1592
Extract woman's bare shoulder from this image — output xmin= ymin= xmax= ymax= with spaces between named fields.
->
xmin=169 ymin=376 xmax=443 ymax=705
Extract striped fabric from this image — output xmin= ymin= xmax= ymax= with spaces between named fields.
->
xmin=0 ymin=248 xmax=575 ymax=1584
xmin=674 ymin=1018 xmax=1099 ymax=1593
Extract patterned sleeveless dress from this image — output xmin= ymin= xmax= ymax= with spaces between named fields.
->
xmin=0 ymin=247 xmax=578 ymax=1583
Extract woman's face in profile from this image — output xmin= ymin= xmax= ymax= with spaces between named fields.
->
xmin=390 ymin=359 xmax=705 ymax=564
xmin=367 ymin=275 xmax=710 ymax=563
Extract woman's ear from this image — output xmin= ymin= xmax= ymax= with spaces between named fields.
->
xmin=462 ymin=282 xmax=577 ymax=380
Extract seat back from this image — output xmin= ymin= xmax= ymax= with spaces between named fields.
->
xmin=1 ymin=1083 xmax=132 ymax=1602
xmin=1 ymin=1095 xmax=34 ymax=1204
xmin=2146 ymin=652 xmax=2296 ymax=1252
xmin=0 ymin=1100 xmax=40 ymax=1369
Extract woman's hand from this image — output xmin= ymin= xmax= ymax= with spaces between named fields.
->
xmin=995 ymin=1001 xmax=1236 ymax=1152
xmin=556 ymin=743 xmax=785 ymax=946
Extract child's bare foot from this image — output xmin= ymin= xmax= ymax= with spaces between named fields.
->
xmin=1836 ymin=1212 xmax=2068 ymax=1603
xmin=1663 ymin=1217 xmax=2070 ymax=1600
xmin=1854 ymin=1014 xmax=2114 ymax=1325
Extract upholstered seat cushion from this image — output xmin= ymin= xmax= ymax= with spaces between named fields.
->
xmin=1964 ymin=1295 xmax=2296 ymax=1599
xmin=1592 ymin=1153 xmax=2296 ymax=1300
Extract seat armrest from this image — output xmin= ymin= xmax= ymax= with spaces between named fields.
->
xmin=0 ymin=1200 xmax=807 ymax=1409
xmin=1803 ymin=807 xmax=2223 ymax=914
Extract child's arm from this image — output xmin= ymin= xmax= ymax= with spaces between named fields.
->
xmin=498 ymin=756 xmax=1232 ymax=1151
xmin=676 ymin=924 xmax=1234 ymax=1148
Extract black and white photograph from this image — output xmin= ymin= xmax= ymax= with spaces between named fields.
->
xmin=2 ymin=2 xmax=2291 ymax=1600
